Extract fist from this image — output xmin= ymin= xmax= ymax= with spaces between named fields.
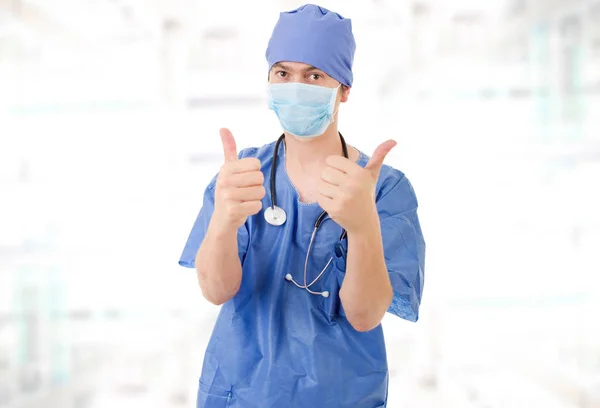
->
xmin=317 ymin=140 xmax=397 ymax=234
xmin=213 ymin=128 xmax=265 ymax=231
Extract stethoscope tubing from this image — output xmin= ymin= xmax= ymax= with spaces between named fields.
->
xmin=269 ymin=132 xmax=350 ymax=297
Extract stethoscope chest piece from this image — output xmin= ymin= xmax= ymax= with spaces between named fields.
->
xmin=264 ymin=205 xmax=287 ymax=226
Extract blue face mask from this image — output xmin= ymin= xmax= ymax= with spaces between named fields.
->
xmin=268 ymin=82 xmax=339 ymax=138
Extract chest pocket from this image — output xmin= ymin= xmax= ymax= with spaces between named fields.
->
xmin=318 ymin=241 xmax=348 ymax=324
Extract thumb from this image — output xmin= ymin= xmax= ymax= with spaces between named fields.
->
xmin=220 ymin=128 xmax=238 ymax=163
xmin=365 ymin=140 xmax=397 ymax=175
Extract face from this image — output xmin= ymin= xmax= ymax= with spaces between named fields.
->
xmin=268 ymin=61 xmax=351 ymax=106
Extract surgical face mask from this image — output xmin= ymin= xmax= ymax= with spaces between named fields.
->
xmin=267 ymin=82 xmax=340 ymax=138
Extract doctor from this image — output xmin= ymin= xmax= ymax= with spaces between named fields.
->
xmin=179 ymin=4 xmax=425 ymax=408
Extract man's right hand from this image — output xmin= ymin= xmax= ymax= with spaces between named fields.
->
xmin=212 ymin=128 xmax=265 ymax=231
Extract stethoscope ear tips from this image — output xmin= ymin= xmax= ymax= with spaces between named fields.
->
xmin=284 ymin=274 xmax=329 ymax=297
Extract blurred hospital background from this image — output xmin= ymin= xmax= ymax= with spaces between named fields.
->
xmin=1 ymin=0 xmax=599 ymax=407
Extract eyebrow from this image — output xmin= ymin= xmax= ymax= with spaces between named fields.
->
xmin=272 ymin=63 xmax=325 ymax=74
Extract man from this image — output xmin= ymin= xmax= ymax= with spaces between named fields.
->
xmin=179 ymin=4 xmax=425 ymax=408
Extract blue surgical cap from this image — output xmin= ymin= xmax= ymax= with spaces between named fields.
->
xmin=265 ymin=4 xmax=356 ymax=87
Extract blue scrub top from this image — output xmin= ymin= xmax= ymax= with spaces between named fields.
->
xmin=179 ymin=140 xmax=425 ymax=408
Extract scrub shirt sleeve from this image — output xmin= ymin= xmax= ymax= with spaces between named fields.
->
xmin=178 ymin=152 xmax=251 ymax=269
xmin=377 ymin=172 xmax=426 ymax=322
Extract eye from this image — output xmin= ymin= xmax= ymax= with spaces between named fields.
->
xmin=309 ymin=73 xmax=322 ymax=80
xmin=276 ymin=71 xmax=288 ymax=78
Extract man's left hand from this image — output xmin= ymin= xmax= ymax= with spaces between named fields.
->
xmin=317 ymin=140 xmax=397 ymax=234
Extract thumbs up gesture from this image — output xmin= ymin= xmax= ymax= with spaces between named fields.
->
xmin=317 ymin=140 xmax=397 ymax=234
xmin=213 ymin=128 xmax=266 ymax=231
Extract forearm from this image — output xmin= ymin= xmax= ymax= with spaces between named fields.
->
xmin=340 ymin=213 xmax=393 ymax=332
xmin=195 ymin=220 xmax=243 ymax=305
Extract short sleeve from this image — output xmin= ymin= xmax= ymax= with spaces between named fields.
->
xmin=178 ymin=153 xmax=252 ymax=269
xmin=377 ymin=172 xmax=426 ymax=322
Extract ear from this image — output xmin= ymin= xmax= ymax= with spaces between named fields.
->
xmin=340 ymin=85 xmax=351 ymax=103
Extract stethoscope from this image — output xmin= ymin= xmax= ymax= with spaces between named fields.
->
xmin=264 ymin=132 xmax=348 ymax=298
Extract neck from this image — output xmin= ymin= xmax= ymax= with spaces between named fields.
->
xmin=284 ymin=125 xmax=344 ymax=168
